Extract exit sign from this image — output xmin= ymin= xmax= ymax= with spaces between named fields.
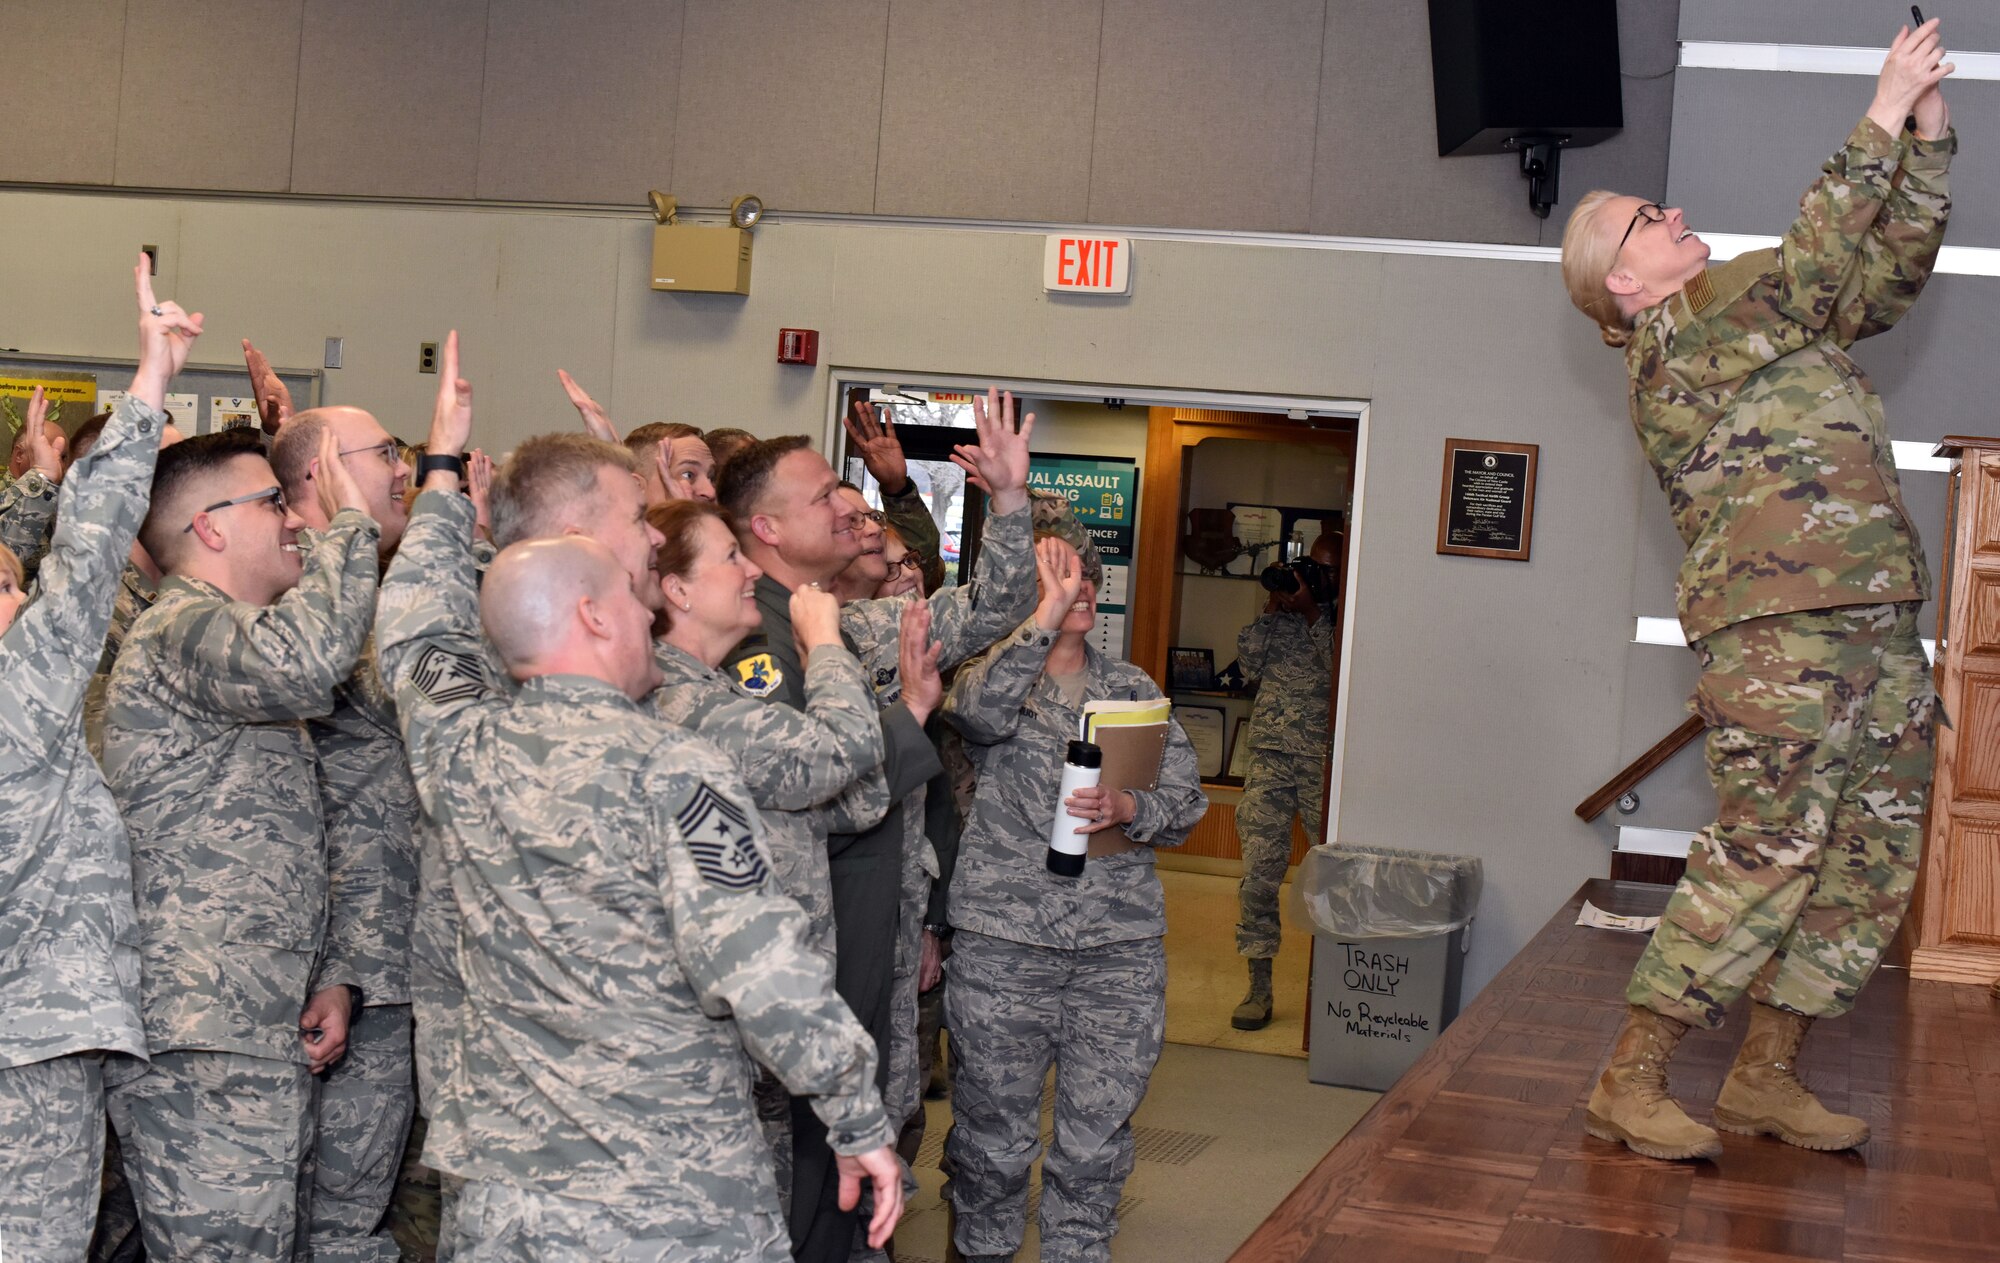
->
xmin=1043 ymin=235 xmax=1132 ymax=294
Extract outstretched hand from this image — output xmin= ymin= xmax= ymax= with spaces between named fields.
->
xmin=428 ymin=331 xmax=473 ymax=464
xmin=132 ymin=254 xmax=203 ymax=411
xmin=558 ymin=369 xmax=619 ymax=443
xmin=897 ymin=598 xmax=944 ymax=725
xmin=23 ymin=388 xmax=65 ymax=481
xmin=467 ymin=449 xmax=495 ymax=539
xmin=842 ymin=401 xmax=910 ymax=494
xmin=241 ymin=338 xmax=294 ymax=434
xmin=1032 ymin=536 xmax=1084 ymax=631
xmin=949 ymin=387 xmax=1033 ymax=515
xmin=311 ymin=424 xmax=372 ymax=522
xmin=835 ymin=1146 xmax=906 ymax=1251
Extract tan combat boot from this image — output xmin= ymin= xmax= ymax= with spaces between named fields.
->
xmin=1712 ymin=1003 xmax=1868 ymax=1151
xmin=1585 ymin=1004 xmax=1724 ymax=1161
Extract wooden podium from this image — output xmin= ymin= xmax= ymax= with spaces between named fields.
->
xmin=1908 ymin=436 xmax=2000 ymax=984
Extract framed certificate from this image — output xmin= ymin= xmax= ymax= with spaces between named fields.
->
xmin=1436 ymin=438 xmax=1538 ymax=561
xmin=1173 ymin=705 xmax=1228 ymax=780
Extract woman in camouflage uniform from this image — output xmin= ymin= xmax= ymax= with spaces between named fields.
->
xmin=1558 ymin=20 xmax=1953 ymax=1161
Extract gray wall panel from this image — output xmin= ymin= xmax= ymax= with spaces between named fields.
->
xmin=291 ymin=0 xmax=489 ymax=198
xmin=876 ymin=0 xmax=1102 ymax=222
xmin=475 ymin=0 xmax=683 ymax=205
xmin=1681 ymin=0 xmax=2000 ymax=52
xmin=0 ymin=0 xmax=127 ymax=185
xmin=673 ymin=0 xmax=890 ymax=215
xmin=1543 ymin=0 xmax=1680 ymax=243
xmin=1667 ymin=67 xmax=2000 ymax=248
xmin=1088 ymin=0 xmax=1325 ymax=231
xmin=113 ymin=0 xmax=302 ymax=192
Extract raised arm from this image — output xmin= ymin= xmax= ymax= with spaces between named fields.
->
xmin=0 ymin=261 xmax=191 ymax=751
xmin=0 ymin=388 xmax=65 ymax=582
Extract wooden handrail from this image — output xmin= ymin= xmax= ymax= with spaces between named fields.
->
xmin=1574 ymin=714 xmax=1707 ymax=822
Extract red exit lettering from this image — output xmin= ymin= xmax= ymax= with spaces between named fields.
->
xmin=1057 ymin=238 xmax=1122 ymax=288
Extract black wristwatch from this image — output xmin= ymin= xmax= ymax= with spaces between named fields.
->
xmin=418 ymin=453 xmax=467 ymax=480
xmin=923 ymin=922 xmax=953 ymax=939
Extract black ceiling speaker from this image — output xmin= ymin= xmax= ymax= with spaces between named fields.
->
xmin=1428 ymin=0 xmax=1624 ymax=218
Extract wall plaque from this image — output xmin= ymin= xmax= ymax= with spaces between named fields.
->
xmin=1436 ymin=437 xmax=1537 ymax=561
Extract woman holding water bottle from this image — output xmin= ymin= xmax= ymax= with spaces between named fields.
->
xmin=939 ymin=524 xmax=1206 ymax=1263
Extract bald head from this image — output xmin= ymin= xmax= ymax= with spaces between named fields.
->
xmin=480 ymin=535 xmax=660 ymax=698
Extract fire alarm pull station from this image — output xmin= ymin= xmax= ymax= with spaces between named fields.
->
xmin=777 ymin=328 xmax=820 ymax=366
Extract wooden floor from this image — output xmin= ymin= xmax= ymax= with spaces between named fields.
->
xmin=1233 ymin=878 xmax=2000 ymax=1263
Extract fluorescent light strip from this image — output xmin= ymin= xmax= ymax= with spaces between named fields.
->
xmin=1697 ymin=231 xmax=2000 ymax=279
xmin=1619 ymin=827 xmax=1698 ymax=857
xmin=1892 ymin=440 xmax=1954 ymax=473
xmin=1680 ymin=41 xmax=2000 ymax=81
xmin=1636 ymin=616 xmax=1937 ymax=662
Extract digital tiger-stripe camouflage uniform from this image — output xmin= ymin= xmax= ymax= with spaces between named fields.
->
xmin=306 ymin=620 xmax=423 ymax=1263
xmin=0 ymin=396 xmax=163 ymax=1262
xmin=1604 ymin=117 xmax=1949 ymax=1148
xmin=942 ymin=618 xmax=1207 ymax=1263
xmin=102 ymin=504 xmax=382 ymax=1259
xmin=378 ymin=486 xmax=892 ymax=1261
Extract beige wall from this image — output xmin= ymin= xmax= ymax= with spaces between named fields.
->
xmin=0 ymin=0 xmax=1677 ymax=246
xmin=0 ymin=184 xmax=1648 ymax=998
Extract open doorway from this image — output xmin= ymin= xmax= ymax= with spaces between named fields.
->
xmin=826 ymin=372 xmax=1368 ymax=1064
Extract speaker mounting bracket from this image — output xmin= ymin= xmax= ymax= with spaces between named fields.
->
xmin=1504 ymin=132 xmax=1572 ymax=219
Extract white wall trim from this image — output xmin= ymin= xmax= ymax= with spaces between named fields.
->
xmin=1698 ymin=231 xmax=2000 ymax=279
xmin=1680 ymin=40 xmax=2000 ymax=81
xmin=1618 ymin=826 xmax=1698 ymax=857
xmin=1893 ymin=440 xmax=1955 ymax=473
xmin=1635 ymin=615 xmax=1937 ymax=663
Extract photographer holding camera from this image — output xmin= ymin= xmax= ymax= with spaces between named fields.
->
xmin=1229 ymin=530 xmax=1341 ymax=1031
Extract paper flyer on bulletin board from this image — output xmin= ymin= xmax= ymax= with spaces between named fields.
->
xmin=1 ymin=371 xmax=98 ymax=442
xmin=1026 ymin=453 xmax=1139 ymax=658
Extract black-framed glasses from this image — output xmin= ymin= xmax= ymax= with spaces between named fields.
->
xmin=889 ymin=553 xmax=925 ymax=572
xmin=183 ymin=486 xmax=286 ymax=533
xmin=1619 ymin=202 xmax=1666 ymax=251
xmin=856 ymin=509 xmax=887 ymax=525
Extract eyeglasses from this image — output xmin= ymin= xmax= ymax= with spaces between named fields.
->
xmin=889 ymin=554 xmax=925 ymax=572
xmin=184 ymin=486 xmax=286 ymax=533
xmin=339 ymin=440 xmax=401 ymax=469
xmin=1618 ymin=202 xmax=1666 ymax=251
xmin=855 ymin=509 xmax=887 ymax=525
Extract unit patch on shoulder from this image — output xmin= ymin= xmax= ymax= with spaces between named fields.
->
xmin=734 ymin=653 xmax=783 ymax=698
xmin=409 ymin=644 xmax=486 ymax=705
xmin=676 ymin=782 xmax=769 ymax=891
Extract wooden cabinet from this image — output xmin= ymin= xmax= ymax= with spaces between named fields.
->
xmin=1908 ymin=436 xmax=2000 ymax=984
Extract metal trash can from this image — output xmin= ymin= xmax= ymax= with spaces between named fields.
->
xmin=1288 ymin=843 xmax=1484 ymax=1091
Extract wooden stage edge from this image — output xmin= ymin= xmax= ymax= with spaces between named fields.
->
xmin=1231 ymin=878 xmax=2000 ymax=1263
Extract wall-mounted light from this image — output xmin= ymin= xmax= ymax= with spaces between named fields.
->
xmin=647 ymin=190 xmax=678 ymax=225
xmin=648 ymin=190 xmax=753 ymax=296
xmin=729 ymin=194 xmax=765 ymax=230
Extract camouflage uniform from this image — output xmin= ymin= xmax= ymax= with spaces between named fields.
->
xmin=1622 ymin=118 xmax=1950 ymax=1029
xmin=378 ymin=489 xmax=891 ymax=1259
xmin=0 ymin=397 xmax=162 ymax=1261
xmin=308 ymin=618 xmax=423 ymax=1263
xmin=0 ymin=466 xmax=57 ymax=582
xmin=1232 ymin=606 xmax=1333 ymax=959
xmin=942 ymin=621 xmax=1207 ymax=1263
xmin=648 ymin=637 xmax=888 ymax=1218
xmin=103 ymin=507 xmax=381 ymax=1260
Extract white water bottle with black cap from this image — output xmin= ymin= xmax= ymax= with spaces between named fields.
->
xmin=1046 ymin=739 xmax=1102 ymax=877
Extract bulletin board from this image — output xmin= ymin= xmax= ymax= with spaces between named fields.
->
xmin=0 ymin=351 xmax=322 ymax=455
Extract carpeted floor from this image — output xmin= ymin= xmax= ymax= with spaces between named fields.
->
xmin=1159 ymin=867 xmax=1314 ymax=1059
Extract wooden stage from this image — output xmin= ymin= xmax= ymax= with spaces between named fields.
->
xmin=1233 ymin=879 xmax=2000 ymax=1262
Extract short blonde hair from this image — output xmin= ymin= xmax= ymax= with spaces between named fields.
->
xmin=0 ymin=542 xmax=22 ymax=593
xmin=1560 ymin=189 xmax=1635 ymax=349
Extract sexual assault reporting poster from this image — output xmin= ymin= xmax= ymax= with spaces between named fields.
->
xmin=1026 ymin=453 xmax=1139 ymax=658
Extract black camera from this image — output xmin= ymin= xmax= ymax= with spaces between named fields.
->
xmin=1260 ymin=557 xmax=1336 ymax=604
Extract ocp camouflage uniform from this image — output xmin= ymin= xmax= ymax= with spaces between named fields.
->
xmin=103 ymin=506 xmax=381 ymax=1260
xmin=1233 ymin=605 xmax=1333 ymax=959
xmin=0 ymin=397 xmax=162 ymax=1262
xmin=1622 ymin=117 xmax=1950 ymax=1029
xmin=649 ymin=636 xmax=888 ymax=1219
xmin=942 ymin=621 xmax=1207 ymax=1263
xmin=377 ymin=489 xmax=892 ymax=1261
xmin=307 ymin=615 xmax=423 ymax=1263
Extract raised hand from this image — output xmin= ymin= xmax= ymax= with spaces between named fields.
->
xmin=1870 ymin=19 xmax=1953 ymax=135
xmin=1032 ymin=536 xmax=1083 ymax=631
xmin=897 ymin=598 xmax=944 ymax=725
xmin=948 ymin=387 xmax=1033 ymax=515
xmin=558 ymin=369 xmax=619 ymax=443
xmin=467 ymin=448 xmax=496 ymax=540
xmin=790 ymin=583 xmax=844 ymax=653
xmin=24 ymin=388 xmax=65 ymax=481
xmin=241 ymin=338 xmax=294 ymax=434
xmin=133 ymin=253 xmax=204 ymax=411
xmin=428 ymin=330 xmax=473 ymax=464
xmin=842 ymin=401 xmax=910 ymax=494
xmin=312 ymin=424 xmax=372 ymax=522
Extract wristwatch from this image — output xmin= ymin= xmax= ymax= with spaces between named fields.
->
xmin=418 ymin=453 xmax=467 ymax=480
